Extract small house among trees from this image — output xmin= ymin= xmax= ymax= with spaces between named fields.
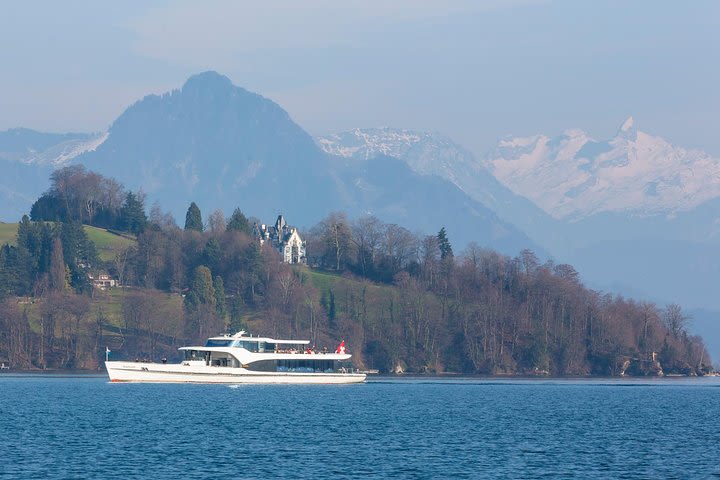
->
xmin=88 ymin=273 xmax=117 ymax=290
xmin=253 ymin=215 xmax=306 ymax=264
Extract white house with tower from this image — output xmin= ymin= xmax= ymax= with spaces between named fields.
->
xmin=253 ymin=215 xmax=307 ymax=265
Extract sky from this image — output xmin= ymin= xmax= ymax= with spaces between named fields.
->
xmin=1 ymin=0 xmax=718 ymax=156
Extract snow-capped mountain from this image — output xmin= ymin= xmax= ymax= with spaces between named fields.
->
xmin=318 ymin=127 xmax=482 ymax=181
xmin=0 ymin=128 xmax=107 ymax=165
xmin=317 ymin=127 xmax=562 ymax=252
xmin=0 ymin=129 xmax=109 ymax=219
xmin=318 ymin=128 xmax=490 ymax=200
xmin=484 ymin=117 xmax=720 ymax=220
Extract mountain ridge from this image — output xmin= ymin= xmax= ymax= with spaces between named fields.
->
xmin=483 ymin=117 xmax=720 ymax=220
xmin=68 ymin=71 xmax=542 ymax=256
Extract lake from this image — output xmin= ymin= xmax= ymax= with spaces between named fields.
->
xmin=1 ymin=376 xmax=719 ymax=478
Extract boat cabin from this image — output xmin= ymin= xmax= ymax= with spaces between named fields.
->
xmin=180 ymin=331 xmax=348 ymax=373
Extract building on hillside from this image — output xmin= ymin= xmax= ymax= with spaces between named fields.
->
xmin=88 ymin=273 xmax=117 ymax=290
xmin=253 ymin=215 xmax=307 ymax=264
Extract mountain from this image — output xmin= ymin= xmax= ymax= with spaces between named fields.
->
xmin=317 ymin=123 xmax=720 ymax=359
xmin=0 ymin=128 xmax=106 ymax=165
xmin=483 ymin=117 xmax=720 ymax=221
xmin=69 ymin=72 xmax=541 ymax=256
xmin=317 ymin=128 xmax=563 ymax=252
xmin=77 ymin=71 xmax=340 ymax=225
xmin=0 ymin=128 xmax=108 ymax=220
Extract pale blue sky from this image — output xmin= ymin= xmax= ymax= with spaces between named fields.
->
xmin=1 ymin=0 xmax=718 ymax=155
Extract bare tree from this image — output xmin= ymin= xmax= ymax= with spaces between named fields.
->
xmin=351 ymin=215 xmax=383 ymax=275
xmin=208 ymin=209 xmax=227 ymax=234
xmin=663 ymin=303 xmax=690 ymax=338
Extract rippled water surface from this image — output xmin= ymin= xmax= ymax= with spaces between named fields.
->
xmin=1 ymin=376 xmax=719 ymax=479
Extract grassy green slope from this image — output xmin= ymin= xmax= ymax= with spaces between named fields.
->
xmin=0 ymin=222 xmax=17 ymax=246
xmin=83 ymin=226 xmax=136 ymax=262
xmin=0 ymin=223 xmax=136 ymax=262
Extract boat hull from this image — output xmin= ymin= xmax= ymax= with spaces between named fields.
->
xmin=105 ymin=361 xmax=366 ymax=384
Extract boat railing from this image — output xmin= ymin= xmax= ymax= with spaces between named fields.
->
xmin=273 ymin=348 xmax=334 ymax=355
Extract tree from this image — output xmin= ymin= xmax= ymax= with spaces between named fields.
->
xmin=663 ymin=303 xmax=690 ymax=338
xmin=208 ymin=209 xmax=226 ymax=234
xmin=188 ymin=266 xmax=215 ymax=308
xmin=118 ymin=191 xmax=147 ymax=234
xmin=184 ymin=265 xmax=220 ymax=341
xmin=201 ymin=238 xmax=222 ymax=275
xmin=184 ymin=202 xmax=203 ymax=232
xmin=437 ymin=227 xmax=453 ymax=260
xmin=213 ymin=276 xmax=228 ymax=323
xmin=312 ymin=212 xmax=352 ymax=271
xmin=226 ymin=208 xmax=251 ymax=235
xmin=60 ymin=222 xmax=97 ymax=293
xmin=148 ymin=202 xmax=178 ymax=231
xmin=351 ymin=215 xmax=383 ymax=277
xmin=49 ymin=238 xmax=68 ymax=291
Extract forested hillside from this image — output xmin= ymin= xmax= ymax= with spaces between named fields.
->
xmin=0 ymin=167 xmax=712 ymax=375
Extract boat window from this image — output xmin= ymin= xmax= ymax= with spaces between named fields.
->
xmin=205 ymin=339 xmax=234 ymax=347
xmin=184 ymin=350 xmax=208 ymax=361
xmin=236 ymin=341 xmax=259 ymax=352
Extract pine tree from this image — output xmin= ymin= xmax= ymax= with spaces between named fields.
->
xmin=190 ymin=265 xmax=215 ymax=306
xmin=226 ymin=208 xmax=251 ymax=235
xmin=437 ymin=227 xmax=453 ymax=260
xmin=60 ymin=222 xmax=97 ymax=293
xmin=202 ymin=238 xmax=222 ymax=275
xmin=118 ymin=192 xmax=147 ymax=234
xmin=49 ymin=237 xmax=68 ymax=291
xmin=184 ymin=202 xmax=203 ymax=232
xmin=213 ymin=276 xmax=228 ymax=321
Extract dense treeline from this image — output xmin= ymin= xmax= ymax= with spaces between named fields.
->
xmin=0 ymin=167 xmax=713 ymax=375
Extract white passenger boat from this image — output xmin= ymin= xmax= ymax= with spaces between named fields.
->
xmin=105 ymin=331 xmax=366 ymax=384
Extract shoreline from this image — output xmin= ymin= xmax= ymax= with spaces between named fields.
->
xmin=2 ymin=370 xmax=718 ymax=382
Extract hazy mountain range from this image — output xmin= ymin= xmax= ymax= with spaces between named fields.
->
xmin=316 ymin=123 xmax=720 ymax=359
xmin=484 ymin=117 xmax=720 ymax=220
xmin=1 ymin=72 xmax=718 ymax=349
xmin=0 ymin=72 xmax=540 ymax=256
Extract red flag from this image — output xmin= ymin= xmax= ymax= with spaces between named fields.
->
xmin=335 ymin=340 xmax=346 ymax=354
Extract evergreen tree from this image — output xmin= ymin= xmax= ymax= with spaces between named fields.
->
xmin=118 ymin=192 xmax=147 ymax=234
xmin=190 ymin=265 xmax=215 ymax=306
xmin=202 ymin=238 xmax=222 ymax=275
xmin=60 ymin=222 xmax=97 ymax=293
xmin=0 ymin=245 xmax=16 ymax=299
xmin=30 ymin=193 xmax=64 ymax=222
xmin=184 ymin=202 xmax=203 ymax=232
xmin=437 ymin=227 xmax=453 ymax=260
xmin=226 ymin=208 xmax=251 ymax=235
xmin=228 ymin=295 xmax=246 ymax=333
xmin=49 ymin=237 xmax=68 ymax=291
xmin=15 ymin=217 xmax=55 ymax=293
xmin=213 ymin=275 xmax=228 ymax=321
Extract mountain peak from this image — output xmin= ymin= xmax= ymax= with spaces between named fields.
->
xmin=182 ymin=71 xmax=234 ymax=93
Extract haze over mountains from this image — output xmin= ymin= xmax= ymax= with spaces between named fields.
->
xmin=317 ymin=124 xmax=720 ymax=358
xmin=0 ymin=129 xmax=107 ymax=219
xmin=485 ymin=117 xmax=720 ymax=220
xmin=0 ymin=71 xmax=539 ymax=256
xmin=1 ymin=72 xmax=719 ymax=323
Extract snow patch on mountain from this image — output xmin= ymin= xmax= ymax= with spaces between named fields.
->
xmin=484 ymin=118 xmax=720 ymax=220
xmin=13 ymin=132 xmax=108 ymax=166
xmin=317 ymin=127 xmax=481 ymax=191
